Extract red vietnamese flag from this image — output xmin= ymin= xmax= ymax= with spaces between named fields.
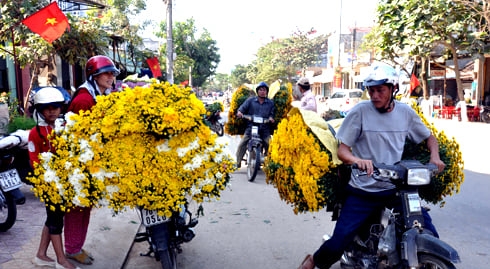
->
xmin=410 ymin=73 xmax=420 ymax=93
xmin=21 ymin=2 xmax=70 ymax=43
xmin=146 ymin=57 xmax=162 ymax=78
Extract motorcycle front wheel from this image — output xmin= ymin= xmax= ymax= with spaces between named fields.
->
xmin=158 ymin=248 xmax=177 ymax=269
xmin=0 ymin=193 xmax=17 ymax=232
xmin=247 ymin=146 xmax=261 ymax=182
xmin=417 ymin=254 xmax=456 ymax=269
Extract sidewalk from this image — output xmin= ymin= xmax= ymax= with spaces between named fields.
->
xmin=0 ymin=184 xmax=140 ymax=269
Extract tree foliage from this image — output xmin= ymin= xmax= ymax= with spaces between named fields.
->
xmin=230 ymin=64 xmax=251 ymax=88
xmin=157 ymin=18 xmax=220 ymax=87
xmin=368 ymin=0 xmax=484 ymax=100
xmin=245 ymin=28 xmax=328 ymax=84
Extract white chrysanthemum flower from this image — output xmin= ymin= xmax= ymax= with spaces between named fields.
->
xmin=68 ymin=168 xmax=86 ymax=195
xmin=78 ymin=139 xmax=94 ymax=163
xmin=64 ymin=161 xmax=72 ymax=170
xmin=156 ymin=140 xmax=171 ymax=152
xmin=177 ymin=138 xmax=200 ymax=158
xmin=106 ymin=185 xmax=119 ymax=194
xmin=90 ymin=133 xmax=99 ymax=142
xmin=56 ymin=182 xmax=65 ymax=196
xmin=54 ymin=118 xmax=65 ymax=134
xmin=72 ymin=196 xmax=82 ymax=207
xmin=215 ymin=172 xmax=223 ymax=179
xmin=190 ymin=185 xmax=201 ymax=196
xmin=64 ymin=112 xmax=76 ymax=129
xmin=44 ymin=168 xmax=59 ymax=183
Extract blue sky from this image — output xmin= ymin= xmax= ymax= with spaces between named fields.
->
xmin=138 ymin=0 xmax=378 ymax=73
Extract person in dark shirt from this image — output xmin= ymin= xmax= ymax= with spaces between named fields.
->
xmin=235 ymin=81 xmax=275 ymax=168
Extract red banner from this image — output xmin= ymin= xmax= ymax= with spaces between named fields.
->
xmin=146 ymin=57 xmax=162 ymax=78
xmin=21 ymin=2 xmax=70 ymax=43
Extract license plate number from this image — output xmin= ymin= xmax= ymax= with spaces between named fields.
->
xmin=141 ymin=209 xmax=170 ymax=227
xmin=407 ymin=193 xmax=421 ymax=213
xmin=0 ymin=169 xmax=22 ymax=192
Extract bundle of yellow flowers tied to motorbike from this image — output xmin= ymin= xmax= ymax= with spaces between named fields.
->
xmin=29 ymin=82 xmax=236 ymax=217
xmin=264 ymin=105 xmax=464 ymax=214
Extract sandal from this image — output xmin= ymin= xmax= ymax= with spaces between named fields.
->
xmin=81 ymin=249 xmax=94 ymax=261
xmin=66 ymin=250 xmax=93 ymax=265
xmin=298 ymin=254 xmax=315 ymax=269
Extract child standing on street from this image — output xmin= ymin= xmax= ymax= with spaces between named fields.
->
xmin=28 ymin=87 xmax=79 ymax=269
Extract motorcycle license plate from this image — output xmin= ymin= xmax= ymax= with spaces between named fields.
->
xmin=0 ymin=169 xmax=22 ymax=192
xmin=407 ymin=193 xmax=422 ymax=213
xmin=141 ymin=209 xmax=170 ymax=227
xmin=251 ymin=126 xmax=259 ymax=135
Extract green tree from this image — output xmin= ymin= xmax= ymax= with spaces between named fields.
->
xmin=157 ymin=18 xmax=220 ymax=87
xmin=370 ymin=0 xmax=483 ymax=100
xmin=248 ymin=28 xmax=328 ymax=84
xmin=230 ymin=64 xmax=251 ymax=88
xmin=0 ymin=0 xmax=109 ymax=108
xmin=96 ymin=0 xmax=147 ymax=74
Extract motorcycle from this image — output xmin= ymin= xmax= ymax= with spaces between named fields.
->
xmin=480 ymin=106 xmax=490 ymax=123
xmin=242 ymin=115 xmax=271 ymax=182
xmin=205 ymin=110 xmax=224 ymax=136
xmin=134 ymin=201 xmax=199 ymax=269
xmin=328 ymin=160 xmax=460 ymax=269
xmin=0 ymin=131 xmax=28 ymax=232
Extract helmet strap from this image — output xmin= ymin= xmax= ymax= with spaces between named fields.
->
xmin=375 ymin=85 xmax=395 ymax=113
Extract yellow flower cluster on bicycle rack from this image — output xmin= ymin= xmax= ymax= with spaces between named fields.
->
xmin=265 ymin=103 xmax=465 ymax=214
xmin=29 ymin=82 xmax=236 ymax=216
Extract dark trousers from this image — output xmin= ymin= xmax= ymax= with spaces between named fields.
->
xmin=313 ymin=187 xmax=438 ymax=269
xmin=236 ymin=133 xmax=270 ymax=165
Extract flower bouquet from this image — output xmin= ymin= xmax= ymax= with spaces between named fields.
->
xmin=264 ymin=105 xmax=464 ymax=214
xmin=225 ymin=81 xmax=293 ymax=135
xmin=29 ymin=82 xmax=236 ymax=216
xmin=205 ymin=101 xmax=224 ymax=116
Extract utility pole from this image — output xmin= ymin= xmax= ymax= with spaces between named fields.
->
xmin=165 ymin=0 xmax=174 ymax=84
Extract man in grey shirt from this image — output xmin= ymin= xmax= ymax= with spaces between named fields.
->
xmin=299 ymin=65 xmax=446 ymax=269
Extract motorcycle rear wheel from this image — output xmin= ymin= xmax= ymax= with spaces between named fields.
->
xmin=158 ymin=248 xmax=177 ymax=269
xmin=0 ymin=193 xmax=17 ymax=232
xmin=247 ymin=146 xmax=261 ymax=182
xmin=481 ymin=111 xmax=490 ymax=123
xmin=417 ymin=254 xmax=456 ymax=269
xmin=211 ymin=121 xmax=224 ymax=136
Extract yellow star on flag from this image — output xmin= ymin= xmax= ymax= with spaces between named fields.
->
xmin=46 ymin=17 xmax=58 ymax=26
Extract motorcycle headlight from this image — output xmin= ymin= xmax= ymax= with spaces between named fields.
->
xmin=406 ymin=168 xmax=431 ymax=185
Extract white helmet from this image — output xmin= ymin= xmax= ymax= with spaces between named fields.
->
xmin=363 ymin=65 xmax=398 ymax=87
xmin=34 ymin=87 xmax=65 ymax=107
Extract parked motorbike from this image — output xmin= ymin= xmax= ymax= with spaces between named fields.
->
xmin=242 ymin=115 xmax=271 ymax=182
xmin=327 ymin=160 xmax=460 ymax=269
xmin=134 ymin=201 xmax=199 ymax=269
xmin=205 ymin=110 xmax=224 ymax=136
xmin=0 ymin=131 xmax=28 ymax=232
xmin=480 ymin=106 xmax=490 ymax=123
